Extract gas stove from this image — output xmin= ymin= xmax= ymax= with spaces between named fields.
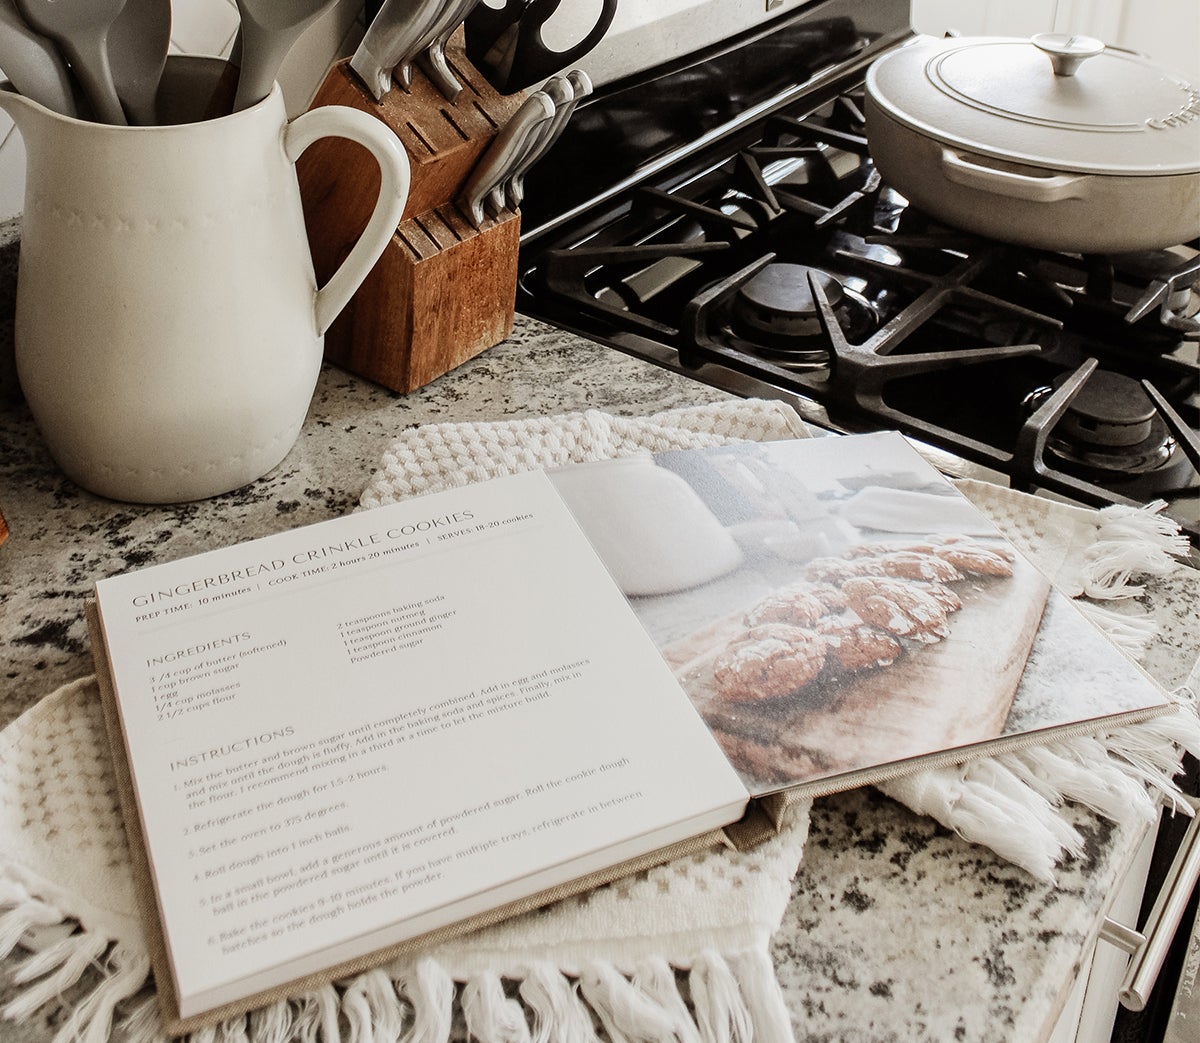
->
xmin=515 ymin=0 xmax=1200 ymax=540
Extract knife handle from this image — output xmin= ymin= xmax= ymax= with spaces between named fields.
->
xmin=462 ymin=91 xmax=554 ymax=227
xmin=505 ymin=69 xmax=590 ymax=209
xmin=417 ymin=34 xmax=462 ymax=101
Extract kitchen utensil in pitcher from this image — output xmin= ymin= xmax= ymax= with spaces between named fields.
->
xmin=0 ymin=0 xmax=77 ymax=117
xmin=14 ymin=0 xmax=128 ymax=124
xmin=232 ymin=0 xmax=339 ymax=111
xmin=2 ymin=55 xmax=412 ymax=503
xmin=106 ymin=0 xmax=170 ymax=125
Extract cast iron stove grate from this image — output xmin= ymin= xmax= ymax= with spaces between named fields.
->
xmin=520 ymin=90 xmax=1200 ymax=538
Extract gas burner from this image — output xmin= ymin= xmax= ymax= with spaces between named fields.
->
xmin=732 ymin=262 xmax=878 ymax=342
xmin=1118 ymin=250 xmax=1200 ymax=334
xmin=1057 ymin=369 xmax=1159 ymax=449
xmin=1030 ymin=370 xmax=1179 ymax=477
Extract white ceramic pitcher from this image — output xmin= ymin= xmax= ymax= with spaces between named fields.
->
xmin=2 ymin=57 xmax=410 ymax=503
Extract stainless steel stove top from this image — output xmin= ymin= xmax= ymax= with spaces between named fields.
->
xmin=514 ymin=0 xmax=1200 ymax=538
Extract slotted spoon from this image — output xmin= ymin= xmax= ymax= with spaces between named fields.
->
xmin=232 ymin=0 xmax=339 ymax=111
xmin=107 ymin=0 xmax=171 ymax=125
xmin=14 ymin=0 xmax=128 ymax=124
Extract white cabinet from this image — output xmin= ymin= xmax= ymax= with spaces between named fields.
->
xmin=1049 ymin=819 xmax=1159 ymax=1043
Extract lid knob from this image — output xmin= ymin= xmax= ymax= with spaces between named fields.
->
xmin=1032 ymin=33 xmax=1106 ymax=76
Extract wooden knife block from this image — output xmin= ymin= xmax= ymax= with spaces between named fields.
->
xmin=297 ymin=50 xmax=526 ymax=393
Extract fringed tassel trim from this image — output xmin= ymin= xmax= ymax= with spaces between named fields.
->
xmin=120 ymin=994 xmax=169 ymax=1043
xmin=629 ymin=958 xmax=698 ymax=1040
xmin=1094 ymin=691 xmax=1200 ymax=815
xmin=573 ymin=951 xmax=792 ymax=1043
xmin=183 ymin=986 xmax=345 ymax=1043
xmin=461 ymin=972 xmax=531 ymax=1043
xmin=1 ymin=939 xmax=792 ymax=1043
xmin=4 ymin=930 xmax=112 ymax=1018
xmin=393 ymin=957 xmax=455 ymax=1043
xmin=879 ymin=694 xmax=1200 ymax=883
xmin=581 ymin=960 xmax=705 ymax=1043
xmin=518 ymin=964 xmax=598 ymax=1043
xmin=0 ymin=883 xmax=66 ymax=960
xmin=0 ymin=877 xmax=153 ymax=1043
xmin=246 ymin=997 xmax=297 ymax=1043
xmin=878 ymin=760 xmax=1083 ymax=884
xmin=689 ymin=950 xmax=755 ymax=1043
xmin=61 ymin=944 xmax=150 ymax=1043
xmin=1 ymin=935 xmax=150 ymax=1043
xmin=1073 ymin=602 xmax=1160 ymax=656
xmin=159 ymin=955 xmax=791 ymax=1043
xmin=342 ymin=968 xmax=406 ymax=1043
xmin=1079 ymin=499 xmax=1190 ymax=600
xmin=725 ymin=949 xmax=795 ymax=1043
xmin=291 ymin=985 xmax=341 ymax=1043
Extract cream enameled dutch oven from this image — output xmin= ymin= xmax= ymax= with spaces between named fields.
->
xmin=864 ymin=33 xmax=1200 ymax=253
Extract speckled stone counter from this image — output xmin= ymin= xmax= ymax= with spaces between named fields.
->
xmin=3 ymin=221 xmax=1199 ymax=1039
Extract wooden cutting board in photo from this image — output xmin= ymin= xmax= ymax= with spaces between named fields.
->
xmin=664 ymin=553 xmax=1052 ymax=796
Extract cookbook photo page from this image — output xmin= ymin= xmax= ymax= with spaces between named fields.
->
xmin=550 ymin=432 xmax=1172 ymax=798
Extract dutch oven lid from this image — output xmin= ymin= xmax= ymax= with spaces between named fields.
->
xmin=866 ymin=34 xmax=1200 ymax=176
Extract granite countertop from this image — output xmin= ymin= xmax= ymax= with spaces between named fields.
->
xmin=3 ymin=230 xmax=1199 ymax=1038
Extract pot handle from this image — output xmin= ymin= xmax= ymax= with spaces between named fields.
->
xmin=939 ymin=148 xmax=1087 ymax=203
xmin=283 ymin=106 xmax=412 ymax=336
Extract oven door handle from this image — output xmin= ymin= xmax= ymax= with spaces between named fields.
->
xmin=1099 ymin=794 xmax=1200 ymax=1011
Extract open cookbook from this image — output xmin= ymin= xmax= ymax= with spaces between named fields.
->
xmin=89 ymin=432 xmax=1176 ymax=1031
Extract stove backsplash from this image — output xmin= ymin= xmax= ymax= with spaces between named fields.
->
xmin=572 ymin=0 xmax=820 ymax=90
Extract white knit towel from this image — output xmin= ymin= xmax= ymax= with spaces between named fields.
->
xmin=1 ymin=398 xmax=1196 ymax=1043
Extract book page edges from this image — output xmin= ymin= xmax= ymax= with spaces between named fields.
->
xmin=760 ymin=700 xmax=1178 ymax=804
xmin=85 ymin=600 xmax=759 ymax=1036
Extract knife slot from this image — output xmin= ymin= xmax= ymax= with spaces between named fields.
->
xmin=440 ymin=113 xmax=472 ymax=143
xmin=447 ymin=54 xmax=481 ymax=97
xmin=430 ymin=208 xmax=467 ymax=246
xmin=404 ymin=211 xmax=463 ymax=257
xmin=471 ymin=100 xmax=502 ymax=130
xmin=405 ymin=122 xmax=439 ymax=156
xmin=397 ymin=224 xmax=435 ymax=259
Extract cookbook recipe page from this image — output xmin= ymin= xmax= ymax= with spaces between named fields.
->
xmin=95 ymin=470 xmax=747 ymax=1015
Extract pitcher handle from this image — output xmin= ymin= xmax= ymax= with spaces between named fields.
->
xmin=283 ymin=106 xmax=411 ymax=336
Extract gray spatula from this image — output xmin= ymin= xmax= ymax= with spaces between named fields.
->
xmin=232 ymin=0 xmax=339 ymax=112
xmin=14 ymin=0 xmax=128 ymax=124
xmin=107 ymin=0 xmax=170 ymax=124
xmin=0 ymin=0 xmax=77 ymax=117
